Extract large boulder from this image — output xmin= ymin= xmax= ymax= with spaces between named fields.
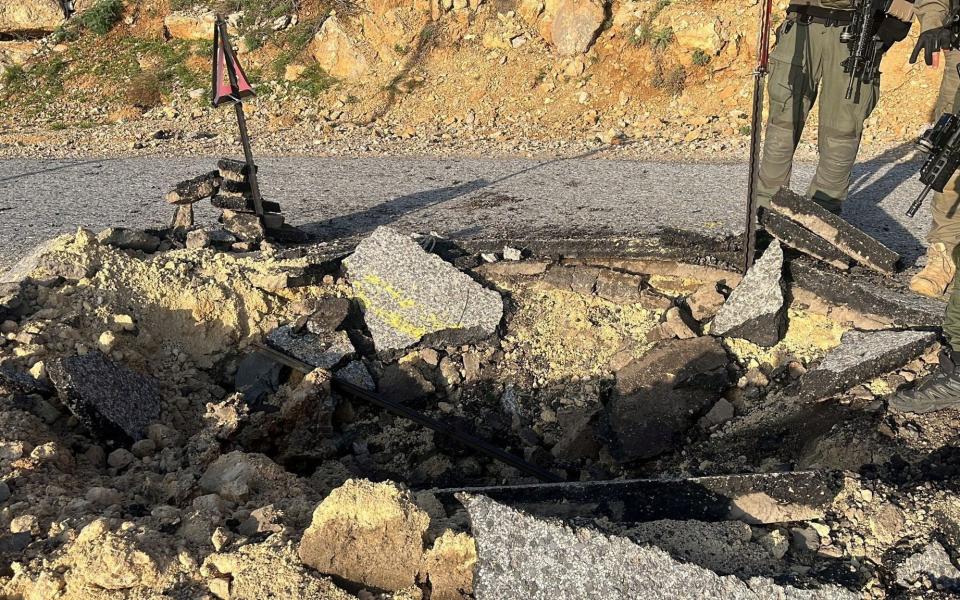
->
xmin=0 ymin=41 xmax=38 ymax=76
xmin=604 ymin=336 xmax=732 ymax=462
xmin=546 ymin=0 xmax=605 ymax=55
xmin=310 ymin=15 xmax=370 ymax=80
xmin=361 ymin=0 xmax=430 ymax=60
xmin=0 ymin=0 xmax=63 ymax=36
xmin=299 ymin=479 xmax=430 ymax=591
xmin=163 ymin=10 xmax=216 ymax=41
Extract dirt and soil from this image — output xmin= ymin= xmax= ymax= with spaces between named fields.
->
xmin=0 ymin=0 xmax=947 ymax=162
xmin=0 ymin=223 xmax=959 ymax=598
xmin=3 ymin=1 xmax=960 ymax=598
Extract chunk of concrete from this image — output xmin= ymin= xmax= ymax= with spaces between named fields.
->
xmin=769 ymin=188 xmax=899 ymax=275
xmin=265 ymin=326 xmax=355 ymax=370
xmin=306 ymin=297 xmax=352 ymax=332
xmin=164 ymin=171 xmax=221 ymax=205
xmin=605 ymin=336 xmax=731 ymax=462
xmin=800 ymin=329 xmax=936 ymax=400
xmin=461 ymin=494 xmax=858 ymax=600
xmin=211 ymin=195 xmax=281 ymax=213
xmin=48 ymin=352 xmax=160 ymax=444
xmin=895 ymin=541 xmax=960 ymax=590
xmin=788 ymin=259 xmax=944 ymax=328
xmin=221 ymin=209 xmax=265 ymax=243
xmin=759 ymin=209 xmax=851 ymax=271
xmin=298 ymin=479 xmax=430 ymax=592
xmin=711 ymin=240 xmax=786 ymax=347
xmin=343 ymin=227 xmax=504 ymax=353
xmin=218 ymin=158 xmax=256 ymax=182
xmin=96 ymin=228 xmax=161 ymax=253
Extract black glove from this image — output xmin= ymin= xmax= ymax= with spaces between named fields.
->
xmin=910 ymin=26 xmax=956 ymax=65
xmin=876 ymin=18 xmax=912 ymax=49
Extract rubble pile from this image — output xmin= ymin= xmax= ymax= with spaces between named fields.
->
xmin=167 ymin=158 xmax=304 ymax=251
xmin=1 ymin=210 xmax=960 ymax=599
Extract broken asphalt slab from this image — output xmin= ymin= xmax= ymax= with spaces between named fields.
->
xmin=788 ymin=258 xmax=945 ymax=328
xmin=769 ymin=188 xmax=900 ymax=275
xmin=434 ymin=470 xmax=844 ymax=524
xmin=710 ymin=240 xmax=786 ymax=346
xmin=264 ymin=326 xmax=355 ymax=370
xmin=47 ymin=352 xmax=160 ymax=444
xmin=759 ymin=209 xmax=851 ymax=271
xmin=460 ymin=494 xmax=858 ymax=600
xmin=343 ymin=226 xmax=504 ymax=354
xmin=800 ymin=329 xmax=937 ymax=401
xmin=895 ymin=541 xmax=960 ymax=591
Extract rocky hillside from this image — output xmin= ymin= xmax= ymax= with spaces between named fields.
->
xmin=0 ymin=0 xmax=947 ymax=158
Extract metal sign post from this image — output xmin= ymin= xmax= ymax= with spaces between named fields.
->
xmin=744 ymin=0 xmax=775 ymax=272
xmin=212 ymin=16 xmax=265 ymax=218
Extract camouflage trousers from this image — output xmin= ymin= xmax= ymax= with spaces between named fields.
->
xmin=756 ymin=18 xmax=880 ymax=213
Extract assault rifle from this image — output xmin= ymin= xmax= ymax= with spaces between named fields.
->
xmin=906 ymin=13 xmax=960 ymax=218
xmin=908 ymin=113 xmax=960 ymax=217
xmin=840 ymin=0 xmax=885 ymax=101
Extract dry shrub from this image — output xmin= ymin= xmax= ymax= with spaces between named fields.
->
xmin=126 ymin=73 xmax=163 ymax=109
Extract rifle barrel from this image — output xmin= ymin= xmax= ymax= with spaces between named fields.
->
xmin=907 ymin=184 xmax=932 ymax=218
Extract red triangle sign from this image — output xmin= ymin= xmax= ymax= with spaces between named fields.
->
xmin=212 ymin=18 xmax=255 ymax=107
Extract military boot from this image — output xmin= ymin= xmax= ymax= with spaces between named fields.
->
xmin=910 ymin=242 xmax=956 ymax=298
xmin=889 ymin=350 xmax=960 ymax=414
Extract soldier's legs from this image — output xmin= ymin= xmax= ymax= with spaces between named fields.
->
xmin=928 ymin=51 xmax=960 ymax=251
xmin=889 ymin=245 xmax=960 ymax=413
xmin=913 ymin=52 xmax=960 ymax=298
xmin=806 ymin=23 xmax=879 ymax=214
xmin=943 ymin=245 xmax=960 ymax=351
xmin=755 ymin=20 xmax=820 ymax=208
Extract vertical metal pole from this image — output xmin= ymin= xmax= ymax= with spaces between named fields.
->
xmin=744 ymin=75 xmax=765 ymax=272
xmin=218 ymin=18 xmax=264 ymax=218
xmin=744 ymin=0 xmax=774 ymax=272
xmin=233 ymin=102 xmax=265 ymax=218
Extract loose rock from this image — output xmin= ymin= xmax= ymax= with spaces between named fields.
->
xmin=343 ymin=227 xmax=503 ymax=353
xmin=711 ymin=240 xmax=786 ymax=347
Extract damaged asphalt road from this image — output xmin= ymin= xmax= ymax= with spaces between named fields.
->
xmin=0 ymin=155 xmax=932 ymax=271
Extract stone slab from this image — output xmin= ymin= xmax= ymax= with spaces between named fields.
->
xmin=334 ymin=360 xmax=375 ymax=391
xmin=759 ymin=209 xmax=851 ymax=271
xmin=47 ymin=352 xmax=160 ymax=444
xmin=221 ymin=210 xmax=265 ymax=243
xmin=788 ymin=259 xmax=945 ymax=328
xmin=164 ymin=171 xmax=221 ymax=205
xmin=264 ymin=326 xmax=355 ymax=370
xmin=770 ymin=188 xmax=900 ymax=275
xmin=710 ymin=240 xmax=786 ymax=347
xmin=220 ymin=178 xmax=252 ymax=195
xmin=343 ymin=226 xmax=504 ymax=353
xmin=800 ymin=329 xmax=937 ymax=401
xmin=217 ymin=158 xmax=256 ymax=181
xmin=0 ymin=362 xmax=51 ymax=395
xmin=211 ymin=195 xmax=282 ymax=214
xmin=461 ymin=494 xmax=858 ymax=600
xmin=96 ymin=227 xmax=161 ymax=253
